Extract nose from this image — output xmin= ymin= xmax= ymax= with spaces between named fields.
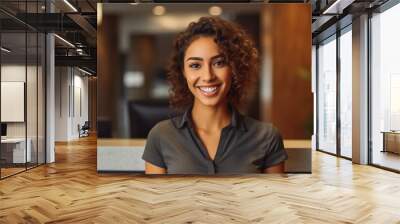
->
xmin=202 ymin=63 xmax=216 ymax=82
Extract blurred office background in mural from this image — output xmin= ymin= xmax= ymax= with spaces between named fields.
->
xmin=97 ymin=3 xmax=312 ymax=141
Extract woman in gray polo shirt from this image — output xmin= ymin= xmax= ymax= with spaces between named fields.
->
xmin=142 ymin=16 xmax=288 ymax=174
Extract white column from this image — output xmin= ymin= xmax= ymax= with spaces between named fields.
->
xmin=46 ymin=33 xmax=55 ymax=163
xmin=352 ymin=14 xmax=369 ymax=164
xmin=45 ymin=1 xmax=56 ymax=163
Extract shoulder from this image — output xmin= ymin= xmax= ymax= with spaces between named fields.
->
xmin=145 ymin=119 xmax=175 ymax=150
xmin=147 ymin=119 xmax=176 ymax=138
xmin=243 ymin=116 xmax=280 ymax=136
xmin=243 ymin=117 xmax=285 ymax=158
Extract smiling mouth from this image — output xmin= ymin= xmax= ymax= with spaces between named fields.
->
xmin=197 ymin=84 xmax=221 ymax=96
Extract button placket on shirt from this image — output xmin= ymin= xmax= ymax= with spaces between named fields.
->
xmin=188 ymin=125 xmax=230 ymax=174
xmin=186 ymin=125 xmax=214 ymax=171
xmin=210 ymin=127 xmax=230 ymax=173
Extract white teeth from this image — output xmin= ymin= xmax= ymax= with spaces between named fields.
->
xmin=199 ymin=86 xmax=218 ymax=93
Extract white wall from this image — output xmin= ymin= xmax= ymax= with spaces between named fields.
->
xmin=1 ymin=65 xmax=36 ymax=137
xmin=1 ymin=63 xmax=46 ymax=164
xmin=55 ymin=67 xmax=69 ymax=141
xmin=55 ymin=67 xmax=89 ymax=141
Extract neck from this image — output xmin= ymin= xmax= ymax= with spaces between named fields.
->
xmin=191 ymin=100 xmax=231 ymax=133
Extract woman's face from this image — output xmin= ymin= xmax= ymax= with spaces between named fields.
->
xmin=183 ymin=36 xmax=232 ymax=108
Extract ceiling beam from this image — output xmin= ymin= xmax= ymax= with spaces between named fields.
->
xmin=67 ymin=13 xmax=97 ymax=40
xmin=55 ymin=55 xmax=96 ymax=72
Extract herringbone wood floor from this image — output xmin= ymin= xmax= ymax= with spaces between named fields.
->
xmin=1 ymin=136 xmax=400 ymax=224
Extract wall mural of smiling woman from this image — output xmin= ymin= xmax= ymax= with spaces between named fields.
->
xmin=142 ymin=17 xmax=288 ymax=174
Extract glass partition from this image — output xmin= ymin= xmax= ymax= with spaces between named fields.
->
xmin=1 ymin=30 xmax=28 ymax=177
xmin=339 ymin=27 xmax=352 ymax=158
xmin=38 ymin=32 xmax=45 ymax=165
xmin=317 ymin=35 xmax=337 ymax=154
xmin=0 ymin=1 xmax=46 ymax=179
xmin=27 ymin=30 xmax=38 ymax=169
xmin=371 ymin=3 xmax=400 ymax=171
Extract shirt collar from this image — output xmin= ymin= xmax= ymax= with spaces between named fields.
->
xmin=173 ymin=104 xmax=247 ymax=132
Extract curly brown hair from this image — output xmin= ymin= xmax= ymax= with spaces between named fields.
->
xmin=167 ymin=16 xmax=259 ymax=111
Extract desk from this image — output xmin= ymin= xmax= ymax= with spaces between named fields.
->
xmin=97 ymin=139 xmax=311 ymax=173
xmin=97 ymin=139 xmax=146 ymax=172
xmin=381 ymin=131 xmax=400 ymax=154
xmin=1 ymin=138 xmax=31 ymax=163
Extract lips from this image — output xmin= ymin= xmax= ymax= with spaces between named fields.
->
xmin=197 ymin=84 xmax=221 ymax=97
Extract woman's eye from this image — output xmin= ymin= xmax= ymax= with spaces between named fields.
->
xmin=213 ymin=59 xmax=226 ymax=68
xmin=189 ymin=63 xmax=201 ymax=69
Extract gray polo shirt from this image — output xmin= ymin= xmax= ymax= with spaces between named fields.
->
xmin=142 ymin=106 xmax=288 ymax=174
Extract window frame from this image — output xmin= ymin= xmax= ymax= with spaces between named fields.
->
xmin=367 ymin=0 xmax=400 ymax=173
xmin=315 ymin=23 xmax=353 ymax=160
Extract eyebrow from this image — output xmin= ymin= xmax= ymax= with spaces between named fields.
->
xmin=186 ymin=54 xmax=224 ymax=62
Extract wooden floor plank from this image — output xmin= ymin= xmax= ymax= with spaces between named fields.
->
xmin=0 ymin=136 xmax=399 ymax=223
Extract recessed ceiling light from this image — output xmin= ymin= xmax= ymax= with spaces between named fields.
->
xmin=78 ymin=67 xmax=93 ymax=76
xmin=63 ymin=0 xmax=78 ymax=12
xmin=209 ymin=6 xmax=222 ymax=16
xmin=54 ymin=34 xmax=75 ymax=48
xmin=153 ymin=6 xmax=166 ymax=16
xmin=1 ymin=47 xmax=11 ymax=53
xmin=322 ymin=0 xmax=354 ymax=15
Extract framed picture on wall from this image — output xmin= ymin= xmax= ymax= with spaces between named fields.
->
xmin=1 ymin=81 xmax=25 ymax=122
